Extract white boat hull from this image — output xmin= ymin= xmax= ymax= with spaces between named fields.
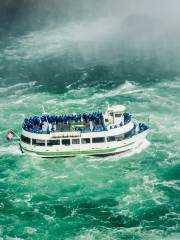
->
xmin=20 ymin=130 xmax=148 ymax=158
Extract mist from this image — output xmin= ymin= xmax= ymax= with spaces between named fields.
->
xmin=0 ymin=0 xmax=180 ymax=92
xmin=1 ymin=0 xmax=180 ymax=29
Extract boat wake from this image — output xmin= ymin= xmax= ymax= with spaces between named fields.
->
xmin=88 ymin=139 xmax=150 ymax=162
xmin=118 ymin=138 xmax=150 ymax=159
xmin=0 ymin=144 xmax=22 ymax=156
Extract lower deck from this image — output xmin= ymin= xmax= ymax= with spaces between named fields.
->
xmin=20 ymin=130 xmax=148 ymax=158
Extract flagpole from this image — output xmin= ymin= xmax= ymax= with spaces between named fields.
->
xmin=13 ymin=131 xmax=20 ymax=140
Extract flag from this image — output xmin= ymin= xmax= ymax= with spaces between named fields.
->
xmin=6 ymin=131 xmax=15 ymax=141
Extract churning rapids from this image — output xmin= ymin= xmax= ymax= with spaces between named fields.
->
xmin=0 ymin=0 xmax=180 ymax=239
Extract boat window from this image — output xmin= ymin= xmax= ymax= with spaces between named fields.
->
xmin=21 ymin=135 xmax=31 ymax=144
xmin=124 ymin=130 xmax=132 ymax=139
xmin=62 ymin=139 xmax=70 ymax=146
xmin=92 ymin=137 xmax=105 ymax=143
xmin=115 ymin=114 xmax=121 ymax=118
xmin=107 ymin=136 xmax=116 ymax=142
xmin=105 ymin=118 xmax=108 ymax=122
xmin=115 ymin=134 xmax=124 ymax=141
xmin=47 ymin=140 xmax=60 ymax=146
xmin=32 ymin=139 xmax=45 ymax=146
xmin=81 ymin=138 xmax=90 ymax=144
xmin=72 ymin=138 xmax=80 ymax=144
xmin=110 ymin=112 xmax=114 ymax=117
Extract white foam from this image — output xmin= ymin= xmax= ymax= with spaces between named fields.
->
xmin=24 ymin=227 xmax=37 ymax=235
xmin=88 ymin=139 xmax=150 ymax=163
xmin=53 ymin=175 xmax=68 ymax=179
xmin=43 ymin=214 xmax=54 ymax=222
xmin=5 ymin=237 xmax=24 ymax=240
xmin=89 ymin=80 xmax=137 ymax=100
xmin=0 ymin=82 xmax=37 ymax=94
xmin=0 ymin=145 xmax=21 ymax=156
xmin=160 ymin=180 xmax=180 ymax=191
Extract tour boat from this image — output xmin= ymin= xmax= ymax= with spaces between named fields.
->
xmin=19 ymin=104 xmax=149 ymax=158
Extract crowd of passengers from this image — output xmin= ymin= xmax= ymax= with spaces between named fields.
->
xmin=131 ymin=123 xmax=149 ymax=136
xmin=23 ymin=112 xmax=135 ymax=133
xmin=23 ymin=111 xmax=148 ymax=134
xmin=23 ymin=112 xmax=105 ymax=133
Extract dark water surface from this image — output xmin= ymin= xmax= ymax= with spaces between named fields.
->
xmin=0 ymin=1 xmax=180 ymax=239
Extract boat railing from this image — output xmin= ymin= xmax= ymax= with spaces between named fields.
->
xmin=22 ymin=122 xmax=130 ymax=135
xmin=22 ymin=126 xmax=108 ymax=134
xmin=22 ymin=121 xmax=148 ymax=136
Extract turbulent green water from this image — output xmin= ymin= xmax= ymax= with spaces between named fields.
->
xmin=0 ymin=3 xmax=180 ymax=239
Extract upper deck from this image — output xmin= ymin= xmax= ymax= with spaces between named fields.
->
xmin=22 ymin=113 xmax=131 ymax=134
xmin=22 ymin=109 xmax=132 ymax=135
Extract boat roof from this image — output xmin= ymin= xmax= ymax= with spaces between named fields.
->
xmin=107 ymin=105 xmax=126 ymax=113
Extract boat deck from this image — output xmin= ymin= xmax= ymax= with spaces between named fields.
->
xmin=23 ymin=112 xmax=132 ymax=134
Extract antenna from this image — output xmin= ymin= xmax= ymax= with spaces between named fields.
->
xmin=42 ymin=105 xmax=47 ymax=115
xmin=105 ymin=102 xmax=110 ymax=110
xmin=42 ymin=105 xmax=49 ymax=123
